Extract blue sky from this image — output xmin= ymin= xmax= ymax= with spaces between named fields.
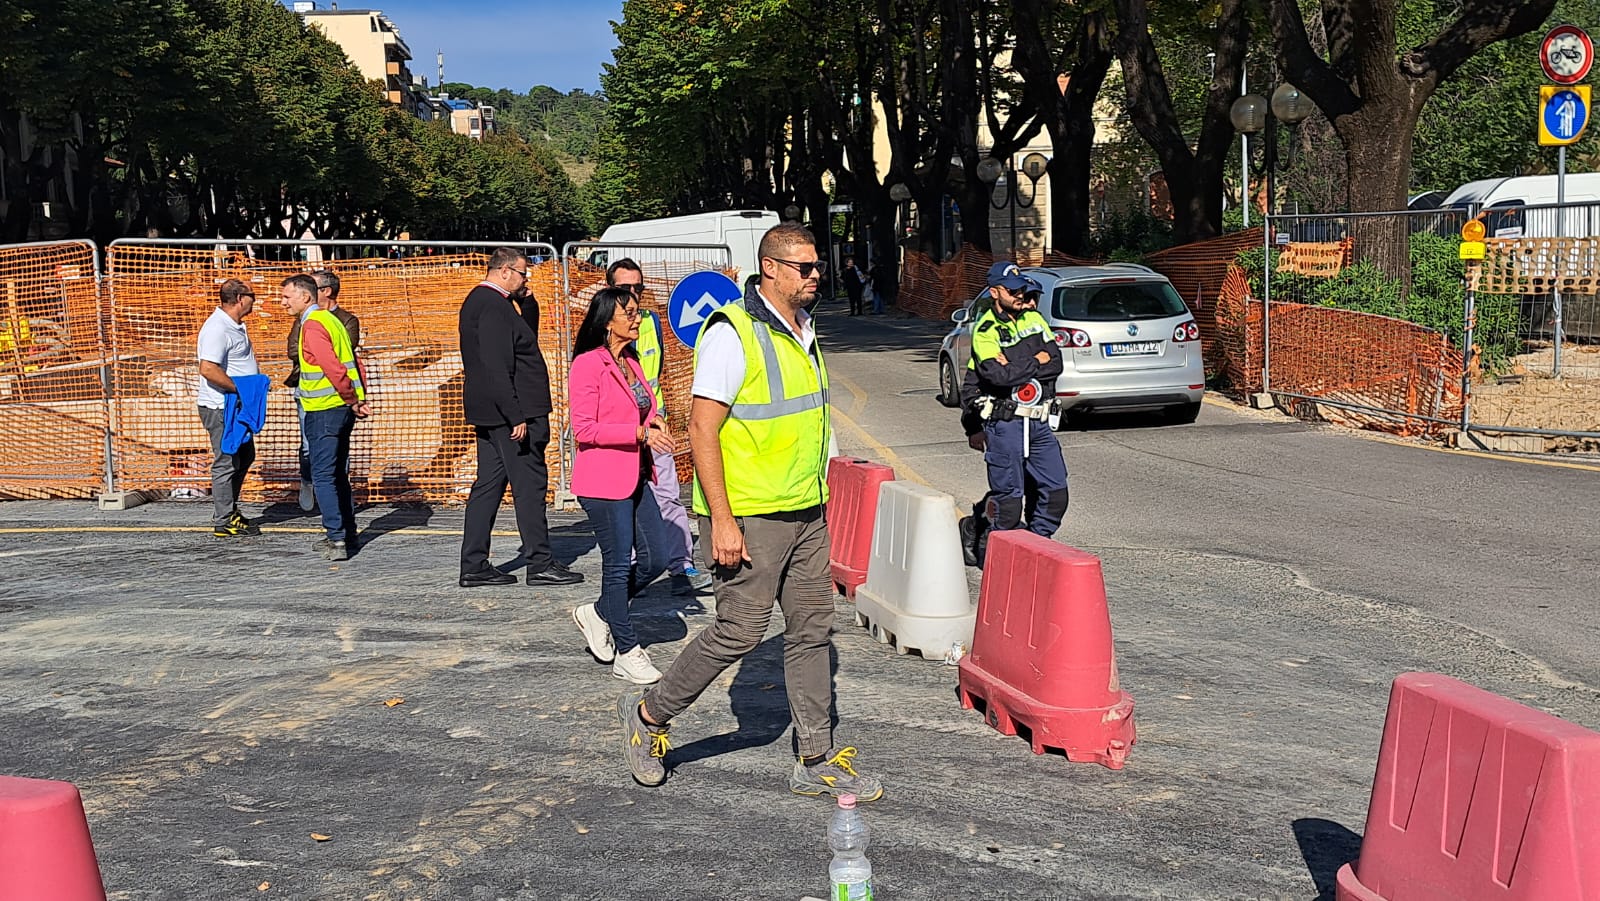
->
xmin=295 ymin=1 xmax=624 ymax=93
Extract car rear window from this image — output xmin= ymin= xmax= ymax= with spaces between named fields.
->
xmin=1053 ymin=281 xmax=1187 ymax=321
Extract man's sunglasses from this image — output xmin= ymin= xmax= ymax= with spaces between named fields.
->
xmin=769 ymin=258 xmax=828 ymax=278
xmin=615 ymin=282 xmax=644 ymax=295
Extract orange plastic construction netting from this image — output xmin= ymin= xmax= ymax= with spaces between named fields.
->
xmin=1476 ymin=236 xmax=1600 ymax=295
xmin=101 ymin=245 xmax=567 ymax=505
xmin=1143 ymin=228 xmax=1265 ymax=375
xmin=0 ymin=240 xmax=108 ymax=498
xmin=1275 ymin=239 xmax=1353 ymax=278
xmin=1212 ymin=261 xmax=1463 ymax=437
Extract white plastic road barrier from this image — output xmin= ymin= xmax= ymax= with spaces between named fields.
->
xmin=854 ymin=481 xmax=975 ymax=660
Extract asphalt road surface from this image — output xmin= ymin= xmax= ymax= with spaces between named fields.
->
xmin=1 ymin=310 xmax=1596 ymax=901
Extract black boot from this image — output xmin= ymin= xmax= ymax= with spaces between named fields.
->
xmin=958 ymin=500 xmax=990 ymax=568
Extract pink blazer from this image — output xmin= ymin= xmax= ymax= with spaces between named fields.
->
xmin=568 ymin=346 xmax=659 ymax=500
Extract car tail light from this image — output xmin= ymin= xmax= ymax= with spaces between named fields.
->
xmin=1172 ymin=320 xmax=1200 ymax=342
xmin=1054 ymin=327 xmax=1092 ymax=348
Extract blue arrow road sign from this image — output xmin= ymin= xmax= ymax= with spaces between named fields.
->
xmin=667 ymin=270 xmax=742 ymax=348
xmin=1544 ymin=88 xmax=1589 ymax=141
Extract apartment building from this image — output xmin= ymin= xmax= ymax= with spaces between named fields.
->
xmin=295 ymin=3 xmax=424 ymax=115
xmin=420 ymin=98 xmax=498 ymax=141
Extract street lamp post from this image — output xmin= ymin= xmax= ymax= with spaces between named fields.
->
xmin=1229 ymin=82 xmax=1313 ymax=219
xmin=888 ymin=182 xmax=912 ymax=250
xmin=976 ymin=151 xmax=1049 ymax=255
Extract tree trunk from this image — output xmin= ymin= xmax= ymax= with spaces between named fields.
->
xmin=1338 ymin=104 xmax=1422 ymax=280
xmin=1049 ymin=126 xmax=1094 ymax=256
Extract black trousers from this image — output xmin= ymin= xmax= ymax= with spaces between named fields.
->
xmin=461 ymin=416 xmax=553 ymax=574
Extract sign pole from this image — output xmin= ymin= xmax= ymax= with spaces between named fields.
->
xmin=1555 ymin=144 xmax=1566 ymax=376
xmin=1458 ymin=218 xmax=1489 ymax=439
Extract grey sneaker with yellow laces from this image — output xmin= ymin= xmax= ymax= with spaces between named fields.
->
xmin=617 ymin=688 xmax=670 ymax=786
xmin=789 ymin=747 xmax=883 ymax=801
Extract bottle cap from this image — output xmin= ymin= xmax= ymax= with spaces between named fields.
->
xmin=837 ymin=793 xmax=857 ymax=809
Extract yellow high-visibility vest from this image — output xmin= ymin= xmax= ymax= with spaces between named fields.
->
xmin=691 ymin=301 xmax=830 ymax=517
xmin=636 ymin=310 xmax=665 ymax=412
xmin=296 ymin=308 xmax=363 ymax=412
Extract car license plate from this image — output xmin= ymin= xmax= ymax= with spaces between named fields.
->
xmin=1104 ymin=341 xmax=1161 ymax=357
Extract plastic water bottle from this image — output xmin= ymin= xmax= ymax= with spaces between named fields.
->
xmin=827 ymin=793 xmax=874 ymax=900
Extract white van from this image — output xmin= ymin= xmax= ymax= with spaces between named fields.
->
xmin=1442 ymin=173 xmax=1600 ymax=237
xmin=588 ymin=210 xmax=779 ymax=283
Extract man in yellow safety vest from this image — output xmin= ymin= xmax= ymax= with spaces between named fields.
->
xmin=617 ymin=224 xmax=883 ymax=802
xmin=280 ymin=273 xmax=370 ymax=561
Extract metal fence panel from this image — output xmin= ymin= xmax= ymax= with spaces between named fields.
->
xmin=1260 ymin=210 xmax=1468 ymax=437
xmin=104 ymin=239 xmax=559 ymax=503
xmin=1472 ymin=200 xmax=1600 ymax=373
xmin=1465 ymin=202 xmax=1600 ymax=446
xmin=0 ymin=239 xmax=110 ymax=499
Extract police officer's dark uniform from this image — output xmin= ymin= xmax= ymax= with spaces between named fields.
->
xmin=957 ymin=261 xmax=1069 ymax=566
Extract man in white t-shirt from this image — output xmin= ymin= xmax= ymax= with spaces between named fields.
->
xmin=619 ymin=223 xmax=877 ymax=801
xmin=196 ymin=278 xmax=262 ymax=537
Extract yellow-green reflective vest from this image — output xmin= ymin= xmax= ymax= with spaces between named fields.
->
xmin=968 ymin=308 xmax=1053 ymax=371
xmin=296 ymin=308 xmax=363 ymax=412
xmin=636 ymin=310 xmax=665 ymax=411
xmin=691 ymin=302 xmax=830 ymax=517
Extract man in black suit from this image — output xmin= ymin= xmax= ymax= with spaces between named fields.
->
xmin=457 ymin=247 xmax=583 ymax=588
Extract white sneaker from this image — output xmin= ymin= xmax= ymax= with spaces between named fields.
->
xmin=572 ymin=603 xmax=615 ymax=663
xmin=612 ymin=646 xmax=662 ymax=685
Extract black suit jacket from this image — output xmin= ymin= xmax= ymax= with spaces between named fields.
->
xmin=458 ymin=284 xmax=552 ymax=427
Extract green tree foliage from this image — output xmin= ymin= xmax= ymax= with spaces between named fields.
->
xmin=439 ymin=83 xmax=610 ymax=164
xmin=1413 ymin=0 xmax=1600 ymax=192
xmin=0 ymin=0 xmax=583 ymax=244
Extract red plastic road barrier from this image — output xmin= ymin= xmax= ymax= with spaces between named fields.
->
xmin=0 ymin=775 xmax=106 ymax=901
xmin=825 ymin=457 xmax=895 ymax=599
xmin=1337 ymin=673 xmax=1600 ymax=901
xmin=957 ymin=530 xmax=1135 ymax=768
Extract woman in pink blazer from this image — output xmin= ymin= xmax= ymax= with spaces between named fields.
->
xmin=568 ymin=287 xmax=676 ymax=685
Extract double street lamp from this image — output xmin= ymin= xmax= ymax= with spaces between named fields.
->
xmin=977 ymin=151 xmax=1049 ymax=254
xmin=1230 ymin=83 xmax=1314 ymax=219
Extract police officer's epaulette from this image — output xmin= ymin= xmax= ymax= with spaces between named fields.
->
xmin=977 ymin=320 xmax=996 ymax=333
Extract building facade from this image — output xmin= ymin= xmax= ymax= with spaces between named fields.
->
xmin=295 ymin=4 xmax=424 ymax=115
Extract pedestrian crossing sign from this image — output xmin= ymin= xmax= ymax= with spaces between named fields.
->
xmin=1539 ymin=84 xmax=1591 ymax=145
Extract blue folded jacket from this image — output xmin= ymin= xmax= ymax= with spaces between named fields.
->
xmin=221 ymin=373 xmax=270 ymax=454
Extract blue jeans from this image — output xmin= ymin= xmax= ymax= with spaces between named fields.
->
xmin=982 ymin=416 xmax=1069 ymax=537
xmin=579 ymin=486 xmax=671 ymax=654
xmin=303 ymin=405 xmax=356 ymax=542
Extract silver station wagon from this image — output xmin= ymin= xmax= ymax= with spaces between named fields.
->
xmin=936 ymin=264 xmax=1206 ymax=424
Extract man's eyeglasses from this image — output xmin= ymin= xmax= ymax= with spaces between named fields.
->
xmin=769 ymin=258 xmax=828 ymax=278
xmin=614 ymin=282 xmax=644 ymax=295
xmin=505 ymin=266 xmax=529 ymax=279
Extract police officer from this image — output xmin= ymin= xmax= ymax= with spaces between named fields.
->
xmin=958 ymin=261 xmax=1069 ymax=567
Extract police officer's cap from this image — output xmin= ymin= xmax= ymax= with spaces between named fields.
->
xmin=986 ymin=261 xmax=1042 ymax=295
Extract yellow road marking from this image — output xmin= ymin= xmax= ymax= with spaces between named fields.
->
xmin=1425 ymin=445 xmax=1600 ymax=473
xmin=830 ymin=371 xmax=933 ymax=487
